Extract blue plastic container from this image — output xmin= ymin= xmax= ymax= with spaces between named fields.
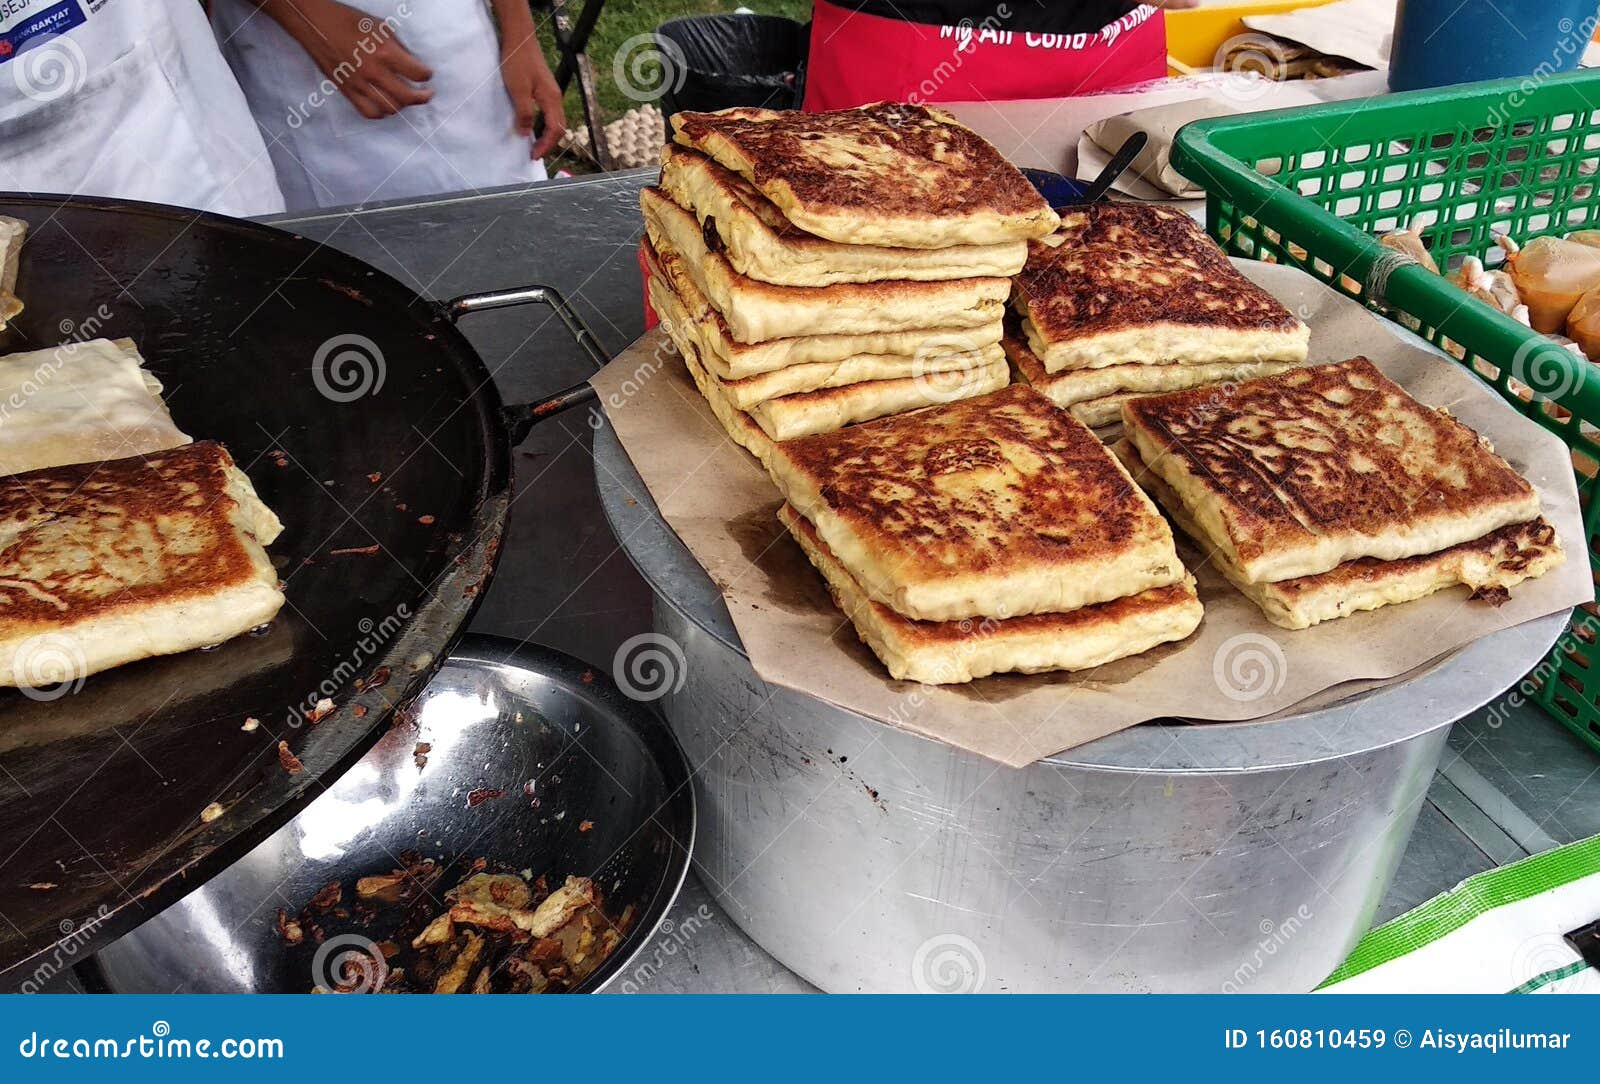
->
xmin=1389 ymin=0 xmax=1599 ymax=91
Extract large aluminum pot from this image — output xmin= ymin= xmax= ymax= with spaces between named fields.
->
xmin=595 ymin=424 xmax=1564 ymax=993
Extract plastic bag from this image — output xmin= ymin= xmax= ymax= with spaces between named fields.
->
xmin=1566 ymin=284 xmax=1600 ymax=359
xmin=1379 ymin=224 xmax=1439 ymax=274
xmin=655 ymin=15 xmax=805 ymax=116
xmin=1495 ymin=235 xmax=1600 ymax=332
xmin=1449 ymin=255 xmax=1521 ymax=314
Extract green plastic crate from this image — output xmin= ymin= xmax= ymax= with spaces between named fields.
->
xmin=1171 ymin=70 xmax=1600 ymax=755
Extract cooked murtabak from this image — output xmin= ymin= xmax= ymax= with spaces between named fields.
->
xmin=671 ymin=102 xmax=1060 ymax=248
xmin=1122 ymin=358 xmax=1545 ymax=583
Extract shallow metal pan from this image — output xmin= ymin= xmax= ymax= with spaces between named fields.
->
xmin=75 ymin=635 xmax=694 ymax=993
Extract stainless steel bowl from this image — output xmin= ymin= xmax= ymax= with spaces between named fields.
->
xmin=80 ymin=636 xmax=694 ymax=993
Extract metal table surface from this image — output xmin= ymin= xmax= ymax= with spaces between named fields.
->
xmin=168 ymin=171 xmax=1598 ymax=993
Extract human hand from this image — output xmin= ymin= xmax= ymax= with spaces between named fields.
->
xmin=497 ymin=17 xmax=567 ymax=158
xmin=261 ymin=0 xmax=433 ymax=119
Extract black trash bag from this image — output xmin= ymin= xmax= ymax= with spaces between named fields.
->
xmin=654 ymin=14 xmax=806 ymax=117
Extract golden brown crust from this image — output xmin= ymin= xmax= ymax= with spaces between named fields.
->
xmin=1266 ymin=518 xmax=1561 ymax=602
xmin=671 ymin=103 xmax=1058 ymax=246
xmin=640 ymin=186 xmax=1008 ymax=342
xmin=1013 ymin=203 xmax=1305 ymax=348
xmin=781 ymin=503 xmax=1199 ymax=649
xmin=768 ymin=384 xmax=1185 ymax=620
xmin=0 ymin=441 xmax=270 ymax=630
xmin=1123 ymin=358 xmax=1544 ymax=581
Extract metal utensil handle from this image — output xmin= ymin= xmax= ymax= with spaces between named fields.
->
xmin=1073 ymin=131 xmax=1149 ymax=207
xmin=444 ymin=284 xmax=609 ymax=372
xmin=440 ymin=284 xmax=606 ymax=441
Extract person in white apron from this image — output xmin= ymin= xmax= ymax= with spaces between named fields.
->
xmin=0 ymin=0 xmax=285 ymax=216
xmin=211 ymin=0 xmax=567 ymax=211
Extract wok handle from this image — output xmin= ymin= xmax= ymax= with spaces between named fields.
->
xmin=439 ymin=284 xmax=607 ymax=443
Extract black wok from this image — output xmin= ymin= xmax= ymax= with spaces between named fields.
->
xmin=0 ymin=194 xmax=602 ymax=985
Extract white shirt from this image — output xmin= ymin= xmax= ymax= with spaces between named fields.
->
xmin=211 ymin=0 xmax=546 ymax=211
xmin=0 ymin=0 xmax=285 ymax=216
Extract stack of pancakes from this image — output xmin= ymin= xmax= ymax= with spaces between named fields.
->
xmin=0 ymin=337 xmax=285 ymax=689
xmin=767 ymin=384 xmax=1204 ymax=684
xmin=642 ymin=103 xmax=1061 ymax=466
xmin=1116 ymin=358 xmax=1564 ymax=629
xmin=1005 ymin=203 xmax=1311 ymax=428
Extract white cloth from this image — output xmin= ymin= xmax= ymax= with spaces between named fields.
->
xmin=211 ymin=0 xmax=546 ymax=211
xmin=1321 ymin=859 xmax=1600 ymax=994
xmin=0 ymin=0 xmax=285 ymax=217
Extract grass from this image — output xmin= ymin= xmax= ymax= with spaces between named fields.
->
xmin=536 ymin=0 xmax=808 ymax=152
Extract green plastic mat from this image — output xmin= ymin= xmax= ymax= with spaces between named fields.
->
xmin=1320 ymin=833 xmax=1600 ymax=989
xmin=1173 ymin=71 xmax=1600 ymax=756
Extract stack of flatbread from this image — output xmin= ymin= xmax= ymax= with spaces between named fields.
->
xmin=644 ymin=102 xmax=1061 ymax=466
xmin=0 ymin=336 xmax=286 ymax=689
xmin=1116 ymin=358 xmax=1565 ymax=630
xmin=1006 ymin=203 xmax=1311 ymax=428
xmin=767 ymin=384 xmax=1204 ymax=684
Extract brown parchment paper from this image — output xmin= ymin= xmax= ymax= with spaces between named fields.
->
xmin=592 ymin=261 xmax=1592 ymax=767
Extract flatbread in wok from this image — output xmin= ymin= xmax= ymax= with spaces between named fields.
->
xmin=0 ymin=337 xmax=192 ymax=476
xmin=0 ymin=441 xmax=285 ymax=689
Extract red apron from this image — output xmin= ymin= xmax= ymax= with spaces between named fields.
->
xmin=802 ymin=2 xmax=1168 ymax=111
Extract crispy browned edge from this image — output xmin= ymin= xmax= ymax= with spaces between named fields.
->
xmin=771 ymin=382 xmax=1170 ymax=579
xmin=1122 ymin=357 xmax=1540 ymax=571
xmin=670 ymin=103 xmax=1055 ymax=227
xmin=1014 ymin=203 xmax=1304 ymax=342
xmin=778 ymin=502 xmax=1198 ymax=647
xmin=641 ymin=185 xmax=1009 ymax=307
xmin=0 ymin=441 xmax=267 ymax=626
